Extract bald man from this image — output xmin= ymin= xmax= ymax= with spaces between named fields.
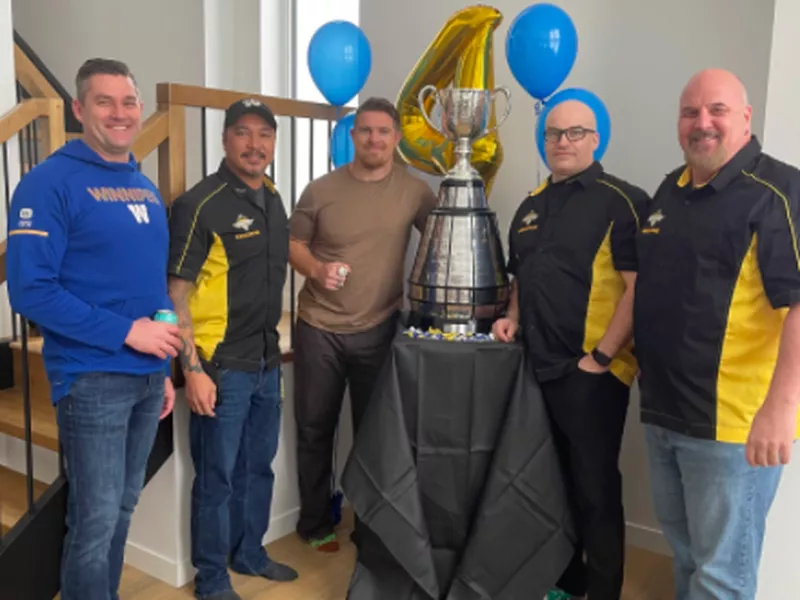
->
xmin=635 ymin=68 xmax=800 ymax=599
xmin=493 ymin=100 xmax=650 ymax=600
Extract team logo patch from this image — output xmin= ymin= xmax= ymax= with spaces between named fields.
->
xmin=642 ymin=209 xmax=664 ymax=235
xmin=647 ymin=210 xmax=665 ymax=227
xmin=521 ymin=210 xmax=539 ymax=226
xmin=233 ymin=214 xmax=254 ymax=232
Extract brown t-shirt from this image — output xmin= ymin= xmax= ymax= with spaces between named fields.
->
xmin=290 ymin=165 xmax=438 ymax=333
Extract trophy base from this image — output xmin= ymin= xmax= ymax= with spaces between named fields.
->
xmin=405 ymin=310 xmax=497 ymax=335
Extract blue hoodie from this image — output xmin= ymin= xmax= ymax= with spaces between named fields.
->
xmin=6 ymin=139 xmax=172 ymax=404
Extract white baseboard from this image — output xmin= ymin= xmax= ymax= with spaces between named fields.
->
xmin=125 ymin=540 xmax=187 ymax=588
xmin=262 ymin=506 xmax=300 ymax=545
xmin=626 ymin=521 xmax=672 ymax=556
xmin=126 ymin=506 xmax=302 ymax=588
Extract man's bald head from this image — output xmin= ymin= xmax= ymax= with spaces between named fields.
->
xmin=678 ymin=68 xmax=752 ymax=185
xmin=546 ymin=100 xmax=597 ymax=131
xmin=543 ymin=100 xmax=599 ymax=181
xmin=681 ymin=68 xmax=749 ymax=109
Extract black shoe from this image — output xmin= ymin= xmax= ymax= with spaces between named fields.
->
xmin=256 ymin=560 xmax=299 ymax=582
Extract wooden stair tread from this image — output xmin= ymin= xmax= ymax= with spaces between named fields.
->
xmin=0 ymin=464 xmax=48 ymax=535
xmin=9 ymin=336 xmax=43 ymax=353
xmin=0 ymin=388 xmax=59 ymax=452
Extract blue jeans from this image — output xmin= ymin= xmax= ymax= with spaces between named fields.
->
xmin=644 ymin=425 xmax=782 ymax=599
xmin=190 ymin=365 xmax=282 ymax=598
xmin=56 ymin=372 xmax=164 ymax=600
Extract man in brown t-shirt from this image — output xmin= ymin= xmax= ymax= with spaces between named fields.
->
xmin=289 ymin=97 xmax=437 ymax=552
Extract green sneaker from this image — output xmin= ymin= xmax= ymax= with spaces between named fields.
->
xmin=309 ymin=532 xmax=339 ymax=553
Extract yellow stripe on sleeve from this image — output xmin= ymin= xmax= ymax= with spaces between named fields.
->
xmin=9 ymin=229 xmax=49 ymax=237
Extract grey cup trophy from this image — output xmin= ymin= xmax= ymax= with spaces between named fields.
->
xmin=406 ymin=86 xmax=512 ymax=334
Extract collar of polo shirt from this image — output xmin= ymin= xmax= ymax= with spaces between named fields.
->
xmin=677 ymin=136 xmax=762 ymax=192
xmin=530 ymin=161 xmax=604 ymax=197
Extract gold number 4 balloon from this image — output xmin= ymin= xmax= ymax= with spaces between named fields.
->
xmin=395 ymin=6 xmax=505 ymax=196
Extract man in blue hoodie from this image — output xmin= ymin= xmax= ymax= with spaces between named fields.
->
xmin=6 ymin=58 xmax=181 ymax=600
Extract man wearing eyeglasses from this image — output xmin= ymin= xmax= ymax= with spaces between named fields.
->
xmin=492 ymin=100 xmax=650 ymax=600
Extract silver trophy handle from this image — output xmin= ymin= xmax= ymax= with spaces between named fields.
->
xmin=418 ymin=84 xmax=443 ymax=135
xmin=484 ymin=86 xmax=511 ymax=136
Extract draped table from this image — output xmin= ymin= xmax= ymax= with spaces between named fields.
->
xmin=341 ymin=332 xmax=577 ymax=600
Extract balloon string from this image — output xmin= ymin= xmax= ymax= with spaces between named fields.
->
xmin=534 ymin=100 xmax=543 ymax=186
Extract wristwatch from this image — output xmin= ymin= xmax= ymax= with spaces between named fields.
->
xmin=591 ymin=347 xmax=613 ymax=367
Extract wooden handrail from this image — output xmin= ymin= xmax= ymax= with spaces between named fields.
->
xmin=0 ymin=97 xmax=65 ymax=285
xmin=157 ymin=83 xmax=344 ymax=121
xmin=0 ymin=98 xmax=60 ymax=146
xmin=14 ymin=44 xmax=61 ymax=100
xmin=131 ymin=109 xmax=169 ymax=162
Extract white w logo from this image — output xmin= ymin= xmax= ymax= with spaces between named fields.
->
xmin=127 ymin=204 xmax=150 ymax=224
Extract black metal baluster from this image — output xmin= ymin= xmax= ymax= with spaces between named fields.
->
xmin=201 ymin=107 xmax=207 ymax=177
xmin=25 ymin=123 xmax=34 ymax=174
xmin=17 ymin=129 xmax=26 ymax=177
xmin=31 ymin=120 xmax=40 ymax=167
xmin=309 ymin=118 xmax=314 ymax=181
xmin=20 ymin=317 xmax=34 ymax=513
xmin=327 ymin=119 xmax=333 ymax=172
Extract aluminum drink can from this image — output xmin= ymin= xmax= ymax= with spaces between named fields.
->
xmin=153 ymin=309 xmax=178 ymax=325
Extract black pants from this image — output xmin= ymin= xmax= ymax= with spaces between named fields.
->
xmin=540 ymin=368 xmax=630 ymax=600
xmin=294 ymin=313 xmax=398 ymax=540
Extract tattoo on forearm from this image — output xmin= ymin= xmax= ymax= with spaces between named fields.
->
xmin=168 ymin=278 xmax=204 ymax=374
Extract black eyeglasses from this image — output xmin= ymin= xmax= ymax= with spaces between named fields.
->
xmin=544 ymin=126 xmax=596 ymax=143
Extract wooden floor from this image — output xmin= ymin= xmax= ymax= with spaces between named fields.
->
xmin=118 ymin=514 xmax=675 ymax=599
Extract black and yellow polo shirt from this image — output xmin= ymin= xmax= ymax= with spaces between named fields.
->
xmin=508 ymin=161 xmax=650 ymax=386
xmin=635 ymin=137 xmax=800 ymax=443
xmin=168 ymin=160 xmax=289 ymax=371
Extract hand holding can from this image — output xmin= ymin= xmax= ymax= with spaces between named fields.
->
xmin=154 ymin=309 xmax=179 ymax=325
xmin=317 ymin=262 xmax=350 ymax=290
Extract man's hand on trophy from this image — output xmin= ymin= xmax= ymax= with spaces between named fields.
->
xmin=492 ymin=318 xmax=518 ymax=342
xmin=315 ymin=262 xmax=351 ymax=291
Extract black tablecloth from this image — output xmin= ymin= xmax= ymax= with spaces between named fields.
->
xmin=341 ymin=334 xmax=577 ymax=600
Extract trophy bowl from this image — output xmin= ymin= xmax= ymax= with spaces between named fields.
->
xmin=418 ymin=85 xmax=510 ymax=180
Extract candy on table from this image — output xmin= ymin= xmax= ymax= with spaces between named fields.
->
xmin=403 ymin=326 xmax=495 ymax=342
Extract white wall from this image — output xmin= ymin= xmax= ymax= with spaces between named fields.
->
xmin=361 ymin=0 xmax=776 ymax=553
xmin=754 ymin=0 xmax=800 ymax=596
xmin=203 ymin=0 xmax=268 ymax=176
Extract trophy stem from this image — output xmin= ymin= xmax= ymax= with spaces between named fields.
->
xmin=451 ymin=138 xmax=478 ymax=179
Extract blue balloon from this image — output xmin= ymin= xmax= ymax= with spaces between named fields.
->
xmin=535 ymin=88 xmax=612 ymax=166
xmin=330 ymin=112 xmax=356 ymax=168
xmin=506 ymin=3 xmax=578 ymax=100
xmin=308 ymin=21 xmax=371 ymax=106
